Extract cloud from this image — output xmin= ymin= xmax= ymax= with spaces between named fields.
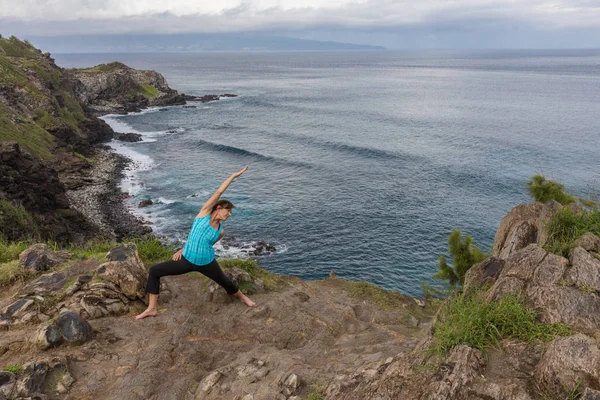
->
xmin=1 ymin=0 xmax=599 ymax=34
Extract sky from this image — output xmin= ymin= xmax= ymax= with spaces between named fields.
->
xmin=1 ymin=0 xmax=600 ymax=49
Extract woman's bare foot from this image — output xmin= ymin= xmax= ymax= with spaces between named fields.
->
xmin=135 ymin=307 xmax=157 ymax=320
xmin=239 ymin=294 xmax=256 ymax=307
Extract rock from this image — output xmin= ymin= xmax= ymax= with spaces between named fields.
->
xmin=536 ymin=200 xmax=563 ymax=246
xmin=574 ymin=233 xmax=600 ymax=252
xmin=582 ymin=387 xmax=600 ymax=400
xmin=283 ymin=373 xmax=300 ymax=389
xmin=468 ymin=379 xmax=533 ymax=400
xmin=16 ymin=361 xmax=50 ymax=397
xmin=19 ymin=243 xmax=70 ymax=272
xmin=0 ymin=372 xmax=16 ymax=399
xmin=96 ymin=243 xmax=148 ymax=300
xmin=205 ymin=267 xmax=262 ymax=301
xmin=525 ymin=286 xmax=600 ymax=332
xmin=36 ymin=325 xmax=63 ymax=350
xmin=138 ymin=199 xmax=153 ymax=208
xmin=535 ymin=334 xmax=600 ymax=397
xmin=463 ymin=257 xmax=505 ymax=292
xmin=492 ymin=202 xmax=544 ymax=259
xmin=21 ymin=271 xmax=68 ymax=296
xmin=3 ymin=298 xmax=34 ymax=319
xmin=196 ymin=371 xmax=222 ymax=396
xmin=421 ymin=345 xmax=484 ymax=399
xmin=55 ymin=310 xmax=93 ymax=343
xmin=113 ymin=132 xmax=143 ymax=142
xmin=568 ymin=247 xmax=600 ymax=291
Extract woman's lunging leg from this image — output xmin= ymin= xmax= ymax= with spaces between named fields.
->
xmin=136 ymin=258 xmax=196 ymax=320
xmin=200 ymin=260 xmax=256 ymax=307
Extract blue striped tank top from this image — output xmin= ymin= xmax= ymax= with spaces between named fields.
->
xmin=182 ymin=215 xmax=223 ymax=266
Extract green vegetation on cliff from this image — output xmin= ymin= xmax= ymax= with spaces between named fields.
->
xmin=435 ymin=228 xmax=487 ymax=287
xmin=0 ymin=36 xmax=91 ymax=158
xmin=431 ymin=291 xmax=572 ymax=355
xmin=0 ymin=200 xmax=40 ymax=243
xmin=73 ymin=62 xmax=127 ymax=74
xmin=528 ymin=174 xmax=576 ymax=205
xmin=139 ymin=83 xmax=160 ymax=98
xmin=545 ymin=207 xmax=600 ymax=256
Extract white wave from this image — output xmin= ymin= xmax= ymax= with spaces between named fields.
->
xmin=157 ymin=197 xmax=178 ymax=205
xmin=127 ymin=107 xmax=162 ymax=115
xmin=186 ymin=190 xmax=211 ymax=199
xmin=106 ymin=141 xmax=154 ymax=196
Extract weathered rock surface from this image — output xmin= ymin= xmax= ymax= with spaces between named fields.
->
xmin=19 ymin=243 xmax=71 ymax=272
xmin=535 ymin=334 xmax=600 ymax=397
xmin=70 ymin=62 xmax=186 ymax=115
xmin=0 ymin=142 xmax=99 ymax=244
xmin=492 ymin=202 xmax=544 ymax=259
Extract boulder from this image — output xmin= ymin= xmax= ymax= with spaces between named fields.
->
xmin=421 ymin=345 xmax=484 ymax=399
xmin=535 ymin=334 xmax=600 ymax=396
xmin=463 ymin=257 xmax=505 ymax=292
xmin=35 ymin=324 xmax=63 ymax=350
xmin=568 ymin=247 xmax=600 ymax=291
xmin=138 ymin=199 xmax=153 ymax=208
xmin=492 ymin=202 xmax=544 ymax=259
xmin=525 ymin=286 xmax=600 ymax=332
xmin=96 ymin=243 xmax=148 ymax=300
xmin=21 ymin=271 xmax=68 ymax=296
xmin=55 ymin=310 xmax=93 ymax=344
xmin=0 ymin=371 xmax=16 ymax=400
xmin=13 ymin=358 xmax=74 ymax=398
xmin=574 ymin=233 xmax=600 ymax=252
xmin=18 ymin=243 xmax=70 ymax=272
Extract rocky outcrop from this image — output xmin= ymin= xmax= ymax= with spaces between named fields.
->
xmin=19 ymin=243 xmax=71 ymax=272
xmin=0 ymin=358 xmax=75 ymax=399
xmin=0 ymin=141 xmax=99 ymax=243
xmin=69 ymin=62 xmax=186 ymax=116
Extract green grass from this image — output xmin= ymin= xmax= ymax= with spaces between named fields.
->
xmin=73 ymin=152 xmax=93 ymax=163
xmin=344 ymin=280 xmax=409 ymax=311
xmin=304 ymin=385 xmax=325 ymax=400
xmin=0 ymin=239 xmax=29 ymax=263
xmin=139 ymin=84 xmax=160 ymax=98
xmin=431 ymin=291 xmax=572 ymax=356
xmin=218 ymin=257 xmax=283 ymax=290
xmin=131 ymin=237 xmax=176 ymax=267
xmin=0 ymin=200 xmax=40 ymax=242
xmin=0 ymin=36 xmax=38 ymax=57
xmin=3 ymin=363 xmax=22 ymax=374
xmin=73 ymin=62 xmax=127 ymax=74
xmin=544 ymin=207 xmax=600 ymax=257
xmin=0 ymin=104 xmax=56 ymax=161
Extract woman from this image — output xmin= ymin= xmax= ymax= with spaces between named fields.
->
xmin=135 ymin=166 xmax=255 ymax=320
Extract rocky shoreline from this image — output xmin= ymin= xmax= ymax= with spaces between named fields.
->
xmin=63 ymin=146 xmax=152 ymax=241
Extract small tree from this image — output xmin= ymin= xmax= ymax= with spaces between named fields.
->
xmin=434 ymin=228 xmax=487 ymax=287
xmin=528 ymin=174 xmax=576 ymax=205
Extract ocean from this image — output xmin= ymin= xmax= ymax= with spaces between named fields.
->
xmin=54 ymin=50 xmax=600 ymax=297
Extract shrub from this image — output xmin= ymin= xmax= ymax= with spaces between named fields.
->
xmin=528 ymin=175 xmax=576 ymax=205
xmin=131 ymin=237 xmax=176 ymax=267
xmin=434 ymin=229 xmax=487 ymax=287
xmin=431 ymin=291 xmax=572 ymax=356
xmin=0 ymin=239 xmax=29 ymax=263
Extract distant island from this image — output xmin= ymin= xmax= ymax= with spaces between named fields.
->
xmin=27 ymin=33 xmax=386 ymax=53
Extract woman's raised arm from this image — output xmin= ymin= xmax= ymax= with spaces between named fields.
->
xmin=196 ymin=166 xmax=248 ymax=218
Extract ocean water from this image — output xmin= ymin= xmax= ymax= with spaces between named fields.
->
xmin=55 ymin=50 xmax=600 ymax=296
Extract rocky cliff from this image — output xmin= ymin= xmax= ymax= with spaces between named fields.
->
xmin=0 ymin=36 xmax=184 ymax=243
xmin=1 ymin=201 xmax=600 ymax=399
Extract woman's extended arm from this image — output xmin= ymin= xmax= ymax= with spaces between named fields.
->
xmin=196 ymin=166 xmax=248 ymax=218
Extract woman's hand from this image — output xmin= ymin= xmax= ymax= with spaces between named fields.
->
xmin=231 ymin=166 xmax=248 ymax=179
xmin=172 ymin=249 xmax=183 ymax=261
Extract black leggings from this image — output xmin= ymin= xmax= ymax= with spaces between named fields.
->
xmin=146 ymin=256 xmax=239 ymax=295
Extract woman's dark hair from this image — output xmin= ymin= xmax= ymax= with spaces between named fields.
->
xmin=212 ymin=199 xmax=235 ymax=213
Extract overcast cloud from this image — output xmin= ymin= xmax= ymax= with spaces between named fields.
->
xmin=1 ymin=0 xmax=599 ymax=48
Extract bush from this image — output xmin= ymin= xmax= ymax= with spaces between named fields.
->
xmin=434 ymin=229 xmax=487 ymax=287
xmin=431 ymin=291 xmax=571 ymax=356
xmin=544 ymin=207 xmax=600 ymax=256
xmin=3 ymin=363 xmax=22 ymax=374
xmin=130 ymin=237 xmax=175 ymax=267
xmin=528 ymin=175 xmax=576 ymax=205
